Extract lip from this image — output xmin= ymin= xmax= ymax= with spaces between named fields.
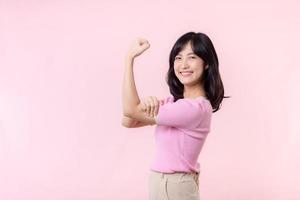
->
xmin=180 ymin=71 xmax=193 ymax=73
xmin=180 ymin=71 xmax=193 ymax=77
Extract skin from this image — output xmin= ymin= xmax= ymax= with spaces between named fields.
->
xmin=122 ymin=38 xmax=158 ymax=127
xmin=174 ymin=41 xmax=208 ymax=99
xmin=121 ymin=38 xmax=207 ymax=128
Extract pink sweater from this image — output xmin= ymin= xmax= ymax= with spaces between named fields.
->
xmin=151 ymin=95 xmax=213 ymax=174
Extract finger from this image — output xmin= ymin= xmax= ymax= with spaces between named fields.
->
xmin=149 ymin=98 xmax=154 ymax=117
xmin=146 ymin=97 xmax=151 ymax=117
xmin=141 ymin=43 xmax=150 ymax=51
xmin=141 ymin=101 xmax=147 ymax=112
xmin=146 ymin=99 xmax=151 ymax=117
xmin=140 ymin=98 xmax=146 ymax=111
xmin=139 ymin=38 xmax=150 ymax=48
xmin=139 ymin=38 xmax=148 ymax=43
xmin=149 ymin=96 xmax=156 ymax=118
xmin=144 ymin=42 xmax=150 ymax=49
xmin=159 ymin=99 xmax=164 ymax=106
xmin=153 ymin=96 xmax=159 ymax=116
xmin=137 ymin=38 xmax=145 ymax=45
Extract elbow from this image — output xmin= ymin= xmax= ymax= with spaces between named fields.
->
xmin=121 ymin=113 xmax=134 ymax=128
xmin=121 ymin=121 xmax=133 ymax=128
xmin=123 ymin=104 xmax=140 ymax=118
xmin=122 ymin=123 xmax=131 ymax=128
xmin=123 ymin=110 xmax=133 ymax=118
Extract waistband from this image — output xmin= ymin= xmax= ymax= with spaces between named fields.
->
xmin=150 ymin=170 xmax=199 ymax=176
xmin=149 ymin=170 xmax=199 ymax=186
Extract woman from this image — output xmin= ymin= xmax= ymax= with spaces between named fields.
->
xmin=122 ymin=31 xmax=229 ymax=200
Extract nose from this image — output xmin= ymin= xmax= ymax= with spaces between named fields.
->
xmin=181 ymin=58 xmax=190 ymax=69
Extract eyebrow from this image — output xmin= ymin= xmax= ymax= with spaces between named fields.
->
xmin=177 ymin=52 xmax=195 ymax=56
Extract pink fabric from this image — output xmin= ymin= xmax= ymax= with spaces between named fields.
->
xmin=151 ymin=95 xmax=213 ymax=173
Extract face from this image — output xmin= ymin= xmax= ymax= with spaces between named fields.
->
xmin=174 ymin=41 xmax=206 ymax=87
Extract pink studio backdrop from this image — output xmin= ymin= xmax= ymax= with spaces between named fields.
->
xmin=0 ymin=1 xmax=299 ymax=200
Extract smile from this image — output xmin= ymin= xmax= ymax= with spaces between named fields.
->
xmin=180 ymin=72 xmax=193 ymax=77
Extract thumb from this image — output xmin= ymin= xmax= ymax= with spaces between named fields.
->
xmin=159 ymin=100 xmax=164 ymax=105
xmin=143 ymin=42 xmax=150 ymax=49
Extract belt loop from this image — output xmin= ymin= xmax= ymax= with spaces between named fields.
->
xmin=194 ymin=172 xmax=199 ymax=187
xmin=161 ymin=172 xmax=165 ymax=179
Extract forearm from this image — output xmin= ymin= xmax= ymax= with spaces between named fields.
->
xmin=122 ymin=55 xmax=141 ymax=115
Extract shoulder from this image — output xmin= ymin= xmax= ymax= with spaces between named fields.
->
xmin=165 ymin=95 xmax=174 ymax=103
xmin=160 ymin=96 xmax=212 ymax=113
xmin=160 ymin=95 xmax=174 ymax=104
xmin=179 ymin=97 xmax=213 ymax=114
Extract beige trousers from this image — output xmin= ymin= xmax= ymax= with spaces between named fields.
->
xmin=148 ymin=170 xmax=200 ymax=200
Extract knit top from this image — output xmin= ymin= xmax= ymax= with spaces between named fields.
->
xmin=151 ymin=95 xmax=213 ymax=173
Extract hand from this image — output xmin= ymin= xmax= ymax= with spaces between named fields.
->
xmin=140 ymin=96 xmax=164 ymax=118
xmin=127 ymin=38 xmax=150 ymax=59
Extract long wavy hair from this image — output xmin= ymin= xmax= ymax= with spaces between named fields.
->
xmin=166 ymin=31 xmax=230 ymax=113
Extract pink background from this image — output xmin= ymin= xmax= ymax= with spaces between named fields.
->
xmin=1 ymin=0 xmax=300 ymax=199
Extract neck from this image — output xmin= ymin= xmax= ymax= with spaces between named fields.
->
xmin=183 ymin=84 xmax=206 ymax=99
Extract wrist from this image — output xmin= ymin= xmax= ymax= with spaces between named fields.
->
xmin=126 ymin=53 xmax=135 ymax=60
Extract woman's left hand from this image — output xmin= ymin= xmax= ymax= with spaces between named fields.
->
xmin=140 ymin=96 xmax=162 ymax=118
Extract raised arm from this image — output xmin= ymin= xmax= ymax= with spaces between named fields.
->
xmin=121 ymin=38 xmax=157 ymax=126
xmin=122 ymin=55 xmax=140 ymax=115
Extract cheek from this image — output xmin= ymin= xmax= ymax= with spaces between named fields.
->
xmin=173 ymin=65 xmax=180 ymax=73
xmin=192 ymin=60 xmax=203 ymax=66
xmin=192 ymin=68 xmax=204 ymax=77
xmin=173 ymin=61 xmax=179 ymax=68
xmin=197 ymin=71 xmax=205 ymax=79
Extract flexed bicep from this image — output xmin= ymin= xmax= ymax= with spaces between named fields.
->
xmin=124 ymin=96 xmax=161 ymax=125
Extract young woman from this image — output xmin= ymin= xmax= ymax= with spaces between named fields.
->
xmin=122 ymin=32 xmax=229 ymax=200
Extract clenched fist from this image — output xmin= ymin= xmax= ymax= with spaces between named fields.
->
xmin=127 ymin=38 xmax=150 ymax=59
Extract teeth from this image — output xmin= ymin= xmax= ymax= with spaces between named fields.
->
xmin=181 ymin=72 xmax=193 ymax=76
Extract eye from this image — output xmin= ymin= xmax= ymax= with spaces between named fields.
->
xmin=190 ymin=56 xmax=196 ymax=59
xmin=175 ymin=57 xmax=181 ymax=60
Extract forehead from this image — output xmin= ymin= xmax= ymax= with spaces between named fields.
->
xmin=177 ymin=42 xmax=194 ymax=55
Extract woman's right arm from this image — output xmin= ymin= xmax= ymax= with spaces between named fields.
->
xmin=122 ymin=38 xmax=161 ymax=127
xmin=121 ymin=115 xmax=155 ymax=128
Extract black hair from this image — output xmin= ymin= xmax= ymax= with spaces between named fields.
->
xmin=166 ymin=31 xmax=230 ymax=113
